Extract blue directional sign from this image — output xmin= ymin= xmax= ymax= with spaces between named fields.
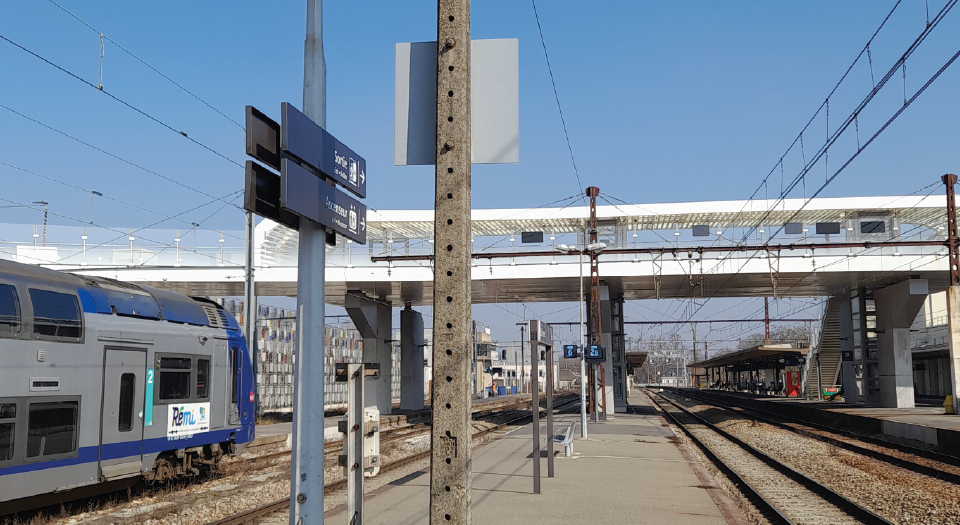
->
xmin=562 ymin=344 xmax=579 ymax=359
xmin=281 ymin=159 xmax=366 ymax=244
xmin=585 ymin=345 xmax=605 ymax=362
xmin=281 ymin=103 xmax=366 ymax=198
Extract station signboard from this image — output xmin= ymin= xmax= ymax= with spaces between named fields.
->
xmin=282 ymin=103 xmax=366 ymax=198
xmin=585 ymin=345 xmax=605 ymax=362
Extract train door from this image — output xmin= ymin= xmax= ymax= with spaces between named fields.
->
xmin=211 ymin=340 xmax=227 ymax=429
xmin=227 ymin=344 xmax=241 ymax=426
xmin=99 ymin=348 xmax=146 ymax=480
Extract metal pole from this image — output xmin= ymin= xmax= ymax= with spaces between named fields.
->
xmin=692 ymin=323 xmax=697 ymax=388
xmin=473 ymin=320 xmax=478 ymax=396
xmin=546 ymin=339 xmax=554 ymax=478
xmin=430 ymin=0 xmax=472 ymax=522
xmin=520 ymin=325 xmax=525 ymax=393
xmin=942 ymin=174 xmax=960 ymax=416
xmin=530 ymin=322 xmax=540 ymax=494
xmin=578 ymin=248 xmax=587 ymax=438
xmin=244 ymin=210 xmax=259 ymax=416
xmin=816 ymin=354 xmax=823 ymax=400
xmin=764 ymin=297 xmax=771 ymax=343
xmin=290 ymin=1 xmax=326 ymax=522
xmin=346 ymin=364 xmax=364 ymax=524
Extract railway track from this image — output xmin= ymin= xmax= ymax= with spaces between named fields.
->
xmin=670 ymin=388 xmax=960 ymax=487
xmin=645 ymin=388 xmax=891 ymax=525
xmin=212 ymin=394 xmax=580 ymax=525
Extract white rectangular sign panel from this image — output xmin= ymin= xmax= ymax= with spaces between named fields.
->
xmin=395 ymin=38 xmax=519 ymax=166
xmin=166 ymin=402 xmax=211 ymax=439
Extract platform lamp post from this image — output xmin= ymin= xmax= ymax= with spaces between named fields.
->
xmin=558 ymin=241 xmax=605 ymax=438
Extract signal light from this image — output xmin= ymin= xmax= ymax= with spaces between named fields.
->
xmin=249 ymin=392 xmax=255 ymax=403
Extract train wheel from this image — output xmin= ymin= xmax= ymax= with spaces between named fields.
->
xmin=145 ymin=457 xmax=175 ymax=485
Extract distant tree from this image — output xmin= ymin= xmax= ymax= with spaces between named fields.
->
xmin=737 ymin=324 xmax=811 ymax=349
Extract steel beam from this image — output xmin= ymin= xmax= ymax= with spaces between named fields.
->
xmin=430 ymin=0 xmax=472 ymax=523
xmin=370 ymin=239 xmax=947 ymax=263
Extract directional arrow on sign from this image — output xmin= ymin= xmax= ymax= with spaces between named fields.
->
xmin=360 ymin=170 xmax=365 ymax=184
xmin=360 ymin=216 xmax=365 ymax=232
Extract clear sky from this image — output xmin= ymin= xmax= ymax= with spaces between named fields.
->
xmin=2 ymin=1 xmax=958 ymax=351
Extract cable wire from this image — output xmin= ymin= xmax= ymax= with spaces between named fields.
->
xmin=531 ymin=0 xmax=585 ymax=201
xmin=45 ymin=0 xmax=244 ymax=130
xmin=0 ymin=104 xmax=241 ymax=209
xmin=0 ymin=33 xmax=242 ymax=169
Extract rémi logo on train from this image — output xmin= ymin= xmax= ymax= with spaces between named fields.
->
xmin=166 ymin=402 xmax=211 ymax=439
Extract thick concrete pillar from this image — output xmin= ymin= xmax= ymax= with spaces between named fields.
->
xmin=838 ymin=298 xmax=858 ymax=404
xmin=345 ymin=292 xmax=393 ymax=414
xmin=946 ymin=287 xmax=960 ymax=415
xmin=599 ymin=285 xmax=616 ymax=416
xmin=400 ymin=307 xmax=425 ymax=410
xmin=874 ymin=279 xmax=927 ymax=408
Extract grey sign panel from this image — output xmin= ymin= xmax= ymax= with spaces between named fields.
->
xmin=245 ymin=106 xmax=282 ymax=172
xmin=521 ymin=231 xmax=543 ymax=244
xmin=395 ymin=39 xmax=519 ymax=166
xmin=692 ymin=225 xmax=710 ymax=237
xmin=281 ymin=103 xmax=366 ymax=198
xmin=816 ymin=222 xmax=841 ymax=235
xmin=861 ymin=221 xmax=885 ymax=234
xmin=281 ymin=159 xmax=366 ymax=244
xmin=784 ymin=222 xmax=803 ymax=235
xmin=529 ymin=320 xmax=553 ymax=345
xmin=244 ymin=161 xmax=299 ymax=231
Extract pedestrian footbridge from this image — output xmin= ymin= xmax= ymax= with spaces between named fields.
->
xmin=11 ymin=194 xmax=948 ymax=305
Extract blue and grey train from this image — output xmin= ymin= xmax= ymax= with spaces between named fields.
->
xmin=0 ymin=259 xmax=255 ymax=511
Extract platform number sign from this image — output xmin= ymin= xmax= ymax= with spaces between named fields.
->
xmin=562 ymin=344 xmax=579 ymax=359
xmin=585 ymin=345 xmax=605 ymax=362
xmin=144 ymin=368 xmax=155 ymax=427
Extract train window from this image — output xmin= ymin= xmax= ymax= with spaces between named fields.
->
xmin=27 ymin=401 xmax=78 ymax=458
xmin=29 ymin=289 xmax=82 ymax=339
xmin=230 ymin=347 xmax=239 ymax=405
xmin=196 ymin=359 xmax=210 ymax=399
xmin=119 ymin=374 xmax=135 ymax=432
xmin=0 ymin=402 xmax=14 ymax=462
xmin=157 ymin=357 xmax=192 ymax=401
xmin=0 ymin=284 xmax=20 ymax=334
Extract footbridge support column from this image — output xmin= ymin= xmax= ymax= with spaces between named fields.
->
xmin=346 ymin=292 xmax=394 ymax=414
xmin=875 ymin=279 xmax=928 ymax=408
xmin=400 ymin=305 xmax=425 ymax=410
xmin=838 ymin=299 xmax=858 ymax=405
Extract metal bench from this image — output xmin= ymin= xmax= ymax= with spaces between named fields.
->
xmin=554 ymin=421 xmax=577 ymax=457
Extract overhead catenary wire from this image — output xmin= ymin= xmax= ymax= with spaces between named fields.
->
xmin=0 ymin=160 xmax=245 ymax=243
xmin=0 ymin=33 xmax=242 ymax=169
xmin=659 ymin=2 xmax=960 ymax=336
xmin=530 ymin=0 xmax=585 ymax=201
xmin=0 ymin=104 xmax=241 ymax=210
xmin=0 ymin=193 xmax=240 ymax=267
xmin=45 ymin=0 xmax=244 ymax=130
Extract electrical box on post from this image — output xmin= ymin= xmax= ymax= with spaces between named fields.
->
xmin=363 ymin=406 xmax=380 ymax=477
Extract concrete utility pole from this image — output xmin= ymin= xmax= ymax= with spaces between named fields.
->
xmin=430 ymin=0 xmax=472 ymax=523
xmin=289 ymin=0 xmax=327 ymax=522
xmin=942 ymin=174 xmax=960 ymax=416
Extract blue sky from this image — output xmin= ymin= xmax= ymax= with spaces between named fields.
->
xmin=2 ymin=1 xmax=958 ymax=350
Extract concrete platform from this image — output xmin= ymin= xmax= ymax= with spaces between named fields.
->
xmin=689 ymin=389 xmax=960 ymax=454
xmin=323 ymin=391 xmax=744 ymax=524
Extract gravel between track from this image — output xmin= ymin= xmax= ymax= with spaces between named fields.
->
xmin=656 ymin=395 xmax=861 ymax=525
xmin=667 ymin=392 xmax=960 ymax=525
